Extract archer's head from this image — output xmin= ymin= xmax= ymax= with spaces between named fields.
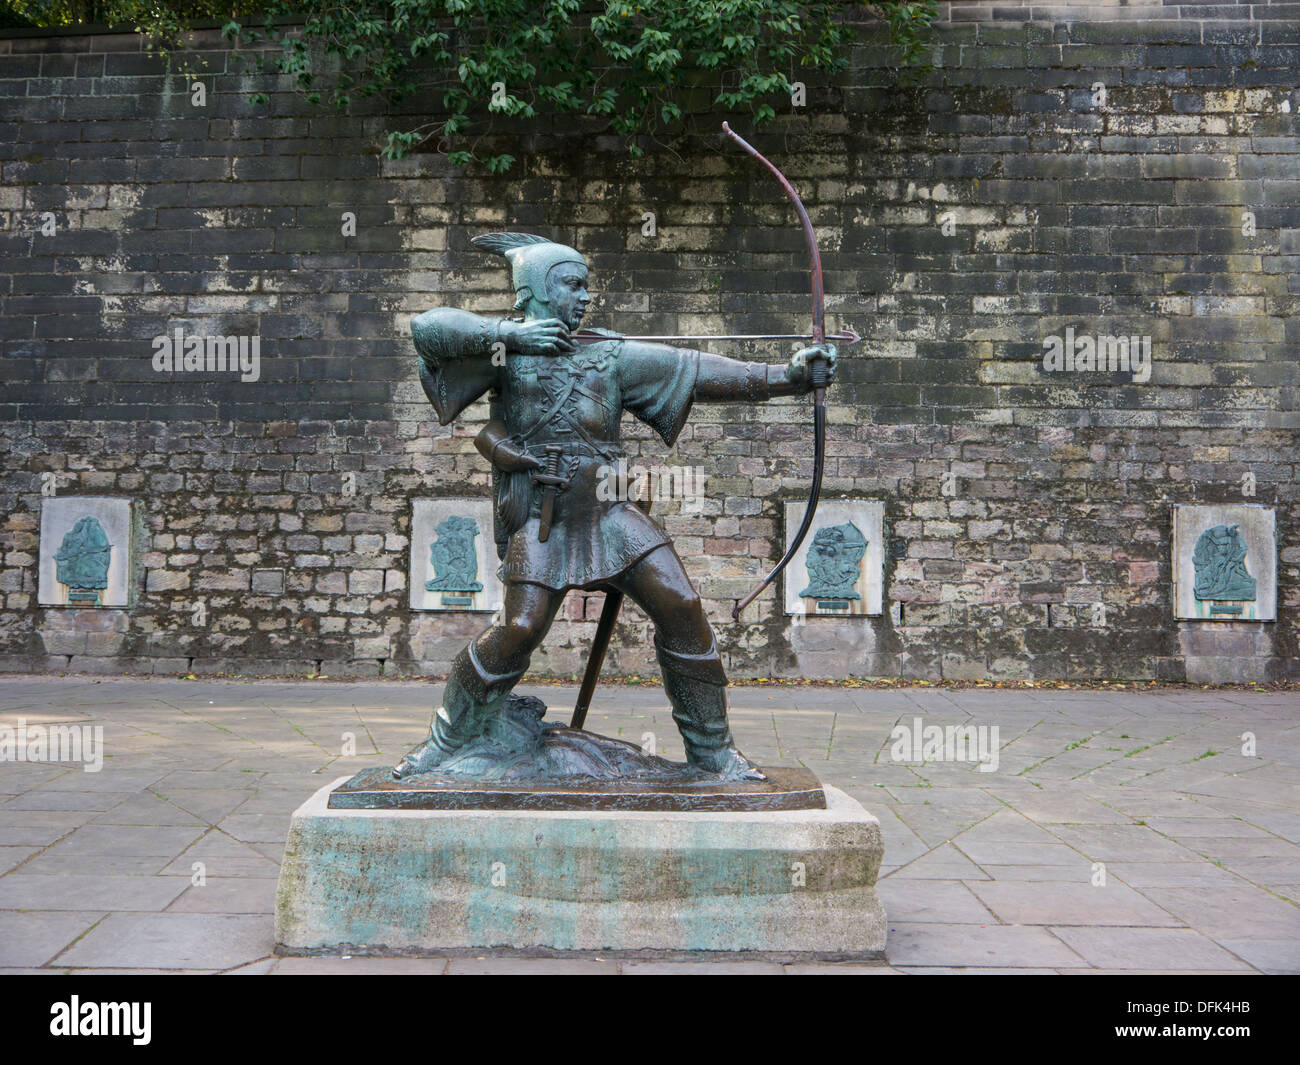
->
xmin=471 ymin=232 xmax=590 ymax=332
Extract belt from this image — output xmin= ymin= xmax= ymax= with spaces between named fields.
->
xmin=523 ymin=439 xmax=622 ymax=461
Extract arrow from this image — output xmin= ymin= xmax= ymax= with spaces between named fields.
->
xmin=570 ymin=328 xmax=861 ymax=346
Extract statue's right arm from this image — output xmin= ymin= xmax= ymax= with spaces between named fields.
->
xmin=411 ymin=308 xmax=507 ymax=365
xmin=411 ymin=309 xmax=577 ymax=364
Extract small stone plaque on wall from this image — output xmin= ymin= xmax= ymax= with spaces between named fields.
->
xmin=38 ymin=496 xmax=139 ymax=608
xmin=410 ymin=498 xmax=502 ymax=613
xmin=1172 ymin=504 xmax=1276 ymax=622
xmin=782 ymin=500 xmax=885 ymax=616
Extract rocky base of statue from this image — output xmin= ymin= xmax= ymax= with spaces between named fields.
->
xmin=396 ymin=693 xmax=695 ymax=782
xmin=333 ymin=694 xmax=826 ymax=813
xmin=275 ymin=775 xmax=887 ymax=958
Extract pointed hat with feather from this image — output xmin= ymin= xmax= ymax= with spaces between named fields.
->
xmin=470 ymin=232 xmax=586 ymax=311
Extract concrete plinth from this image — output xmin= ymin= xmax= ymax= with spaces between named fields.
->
xmin=275 ymin=776 xmax=886 ymax=958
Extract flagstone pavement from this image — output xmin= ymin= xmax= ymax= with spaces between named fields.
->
xmin=0 ymin=675 xmax=1296 ymax=974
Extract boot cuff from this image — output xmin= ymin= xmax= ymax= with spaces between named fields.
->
xmin=461 ymin=638 xmax=528 ymax=701
xmin=653 ymin=633 xmax=727 ymax=686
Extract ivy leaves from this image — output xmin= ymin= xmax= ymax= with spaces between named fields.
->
xmin=220 ymin=0 xmax=936 ymax=171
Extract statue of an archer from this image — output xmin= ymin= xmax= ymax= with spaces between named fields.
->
xmin=395 ymin=126 xmax=843 ymax=784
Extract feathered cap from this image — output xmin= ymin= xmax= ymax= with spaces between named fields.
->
xmin=470 ymin=232 xmax=586 ymax=311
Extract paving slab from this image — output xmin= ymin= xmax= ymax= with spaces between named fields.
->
xmin=899 ymin=967 xmax=1061 ymax=975
xmin=0 ymin=874 xmax=189 ymax=912
xmin=1143 ymin=817 xmax=1273 ymax=839
xmin=1185 ymin=836 xmax=1300 ymax=861
xmin=16 ymin=853 xmax=172 ymax=876
xmin=38 ymin=825 xmax=207 ymax=858
xmin=878 ymin=879 xmax=996 ymax=924
xmin=1048 ymin=927 xmax=1255 ymax=972
xmin=618 ymin=961 xmax=785 ymax=975
xmin=954 ymin=840 xmax=1087 ymax=867
xmin=214 ymin=814 xmax=291 ymax=844
xmin=3 ymin=790 xmax=135 ymax=812
xmin=159 ymin=789 xmax=259 ymax=824
xmin=0 ymin=911 xmax=105 ymax=967
xmin=446 ymin=958 xmax=624 ymax=975
xmin=887 ymin=843 xmax=992 ymax=880
xmin=1198 ymin=804 xmax=1300 ymax=843
xmin=0 ymin=824 xmax=81 ymax=847
xmin=166 ymin=878 xmax=278 ymax=915
xmin=975 ymin=864 xmax=1097 ymax=883
xmin=0 ymin=846 xmax=37 ymax=875
xmin=223 ymin=959 xmax=278 ymax=975
xmin=1137 ymin=886 xmax=1300 ymax=939
xmin=271 ymin=957 xmax=449 ymax=975
xmin=968 ymin=881 xmax=1183 ymax=926
xmin=1214 ymin=939 xmax=1300 ymax=975
xmin=885 ymin=923 xmax=1088 ymax=968
xmin=952 ymin=809 xmax=1061 ymax=843
xmin=55 ymin=913 xmax=274 ymax=970
xmin=1216 ymin=858 xmax=1300 ymax=883
xmin=1 ymin=676 xmax=1296 ymax=973
xmin=1046 ymin=824 xmax=1198 ymax=862
xmin=64 ymin=968 xmax=219 ymax=975
xmin=90 ymin=794 xmax=209 ymax=827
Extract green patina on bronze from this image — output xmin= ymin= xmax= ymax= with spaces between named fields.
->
xmin=1192 ymin=524 xmax=1257 ymax=602
xmin=800 ymin=522 xmax=867 ymax=601
xmin=425 ymin=514 xmax=483 ymax=595
xmin=54 ymin=516 xmax=112 ymax=604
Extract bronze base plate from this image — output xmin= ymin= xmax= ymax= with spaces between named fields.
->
xmin=328 ymin=765 xmax=827 ymax=812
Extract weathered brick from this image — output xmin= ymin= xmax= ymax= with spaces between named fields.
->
xmin=0 ymin=19 xmax=1294 ymax=684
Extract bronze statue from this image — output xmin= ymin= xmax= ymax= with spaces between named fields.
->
xmin=395 ymin=126 xmax=841 ymax=785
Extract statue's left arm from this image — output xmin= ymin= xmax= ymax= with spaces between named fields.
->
xmin=618 ymin=340 xmax=837 ymax=446
xmin=692 ymin=344 xmax=837 ymax=402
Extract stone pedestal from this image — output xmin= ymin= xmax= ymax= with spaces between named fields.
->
xmin=275 ymin=776 xmax=886 ymax=959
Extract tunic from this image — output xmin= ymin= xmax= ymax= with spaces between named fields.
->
xmin=412 ymin=308 xmax=702 ymax=592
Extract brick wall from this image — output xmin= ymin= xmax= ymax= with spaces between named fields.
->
xmin=943 ymin=0 xmax=1300 ymax=23
xmin=1 ymin=13 xmax=1296 ymax=683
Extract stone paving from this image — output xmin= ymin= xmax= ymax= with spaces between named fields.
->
xmin=0 ymin=675 xmax=1297 ymax=974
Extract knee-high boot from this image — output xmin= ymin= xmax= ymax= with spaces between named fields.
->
xmin=655 ymin=634 xmax=764 ymax=781
xmin=392 ymin=639 xmax=527 ymax=779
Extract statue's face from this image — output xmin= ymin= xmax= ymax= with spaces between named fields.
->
xmin=545 ymin=263 xmax=590 ymax=330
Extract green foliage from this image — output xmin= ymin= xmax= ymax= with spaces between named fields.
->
xmin=1 ymin=1 xmax=267 ymax=71
xmin=2 ymin=0 xmax=263 ymax=33
xmin=221 ymin=1 xmax=936 ymax=169
xmin=0 ymin=2 xmax=36 ymax=27
xmin=879 ymin=0 xmax=936 ymax=75
xmin=2 ymin=1 xmax=938 ymax=169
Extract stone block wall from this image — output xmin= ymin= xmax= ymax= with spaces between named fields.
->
xmin=0 ymin=11 xmax=1296 ymax=683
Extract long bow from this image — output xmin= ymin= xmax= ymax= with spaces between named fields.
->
xmin=723 ymin=121 xmax=833 ymax=621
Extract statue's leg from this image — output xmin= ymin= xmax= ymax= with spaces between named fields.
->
xmin=615 ymin=544 xmax=764 ymax=781
xmin=392 ymin=580 xmax=563 ymax=778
